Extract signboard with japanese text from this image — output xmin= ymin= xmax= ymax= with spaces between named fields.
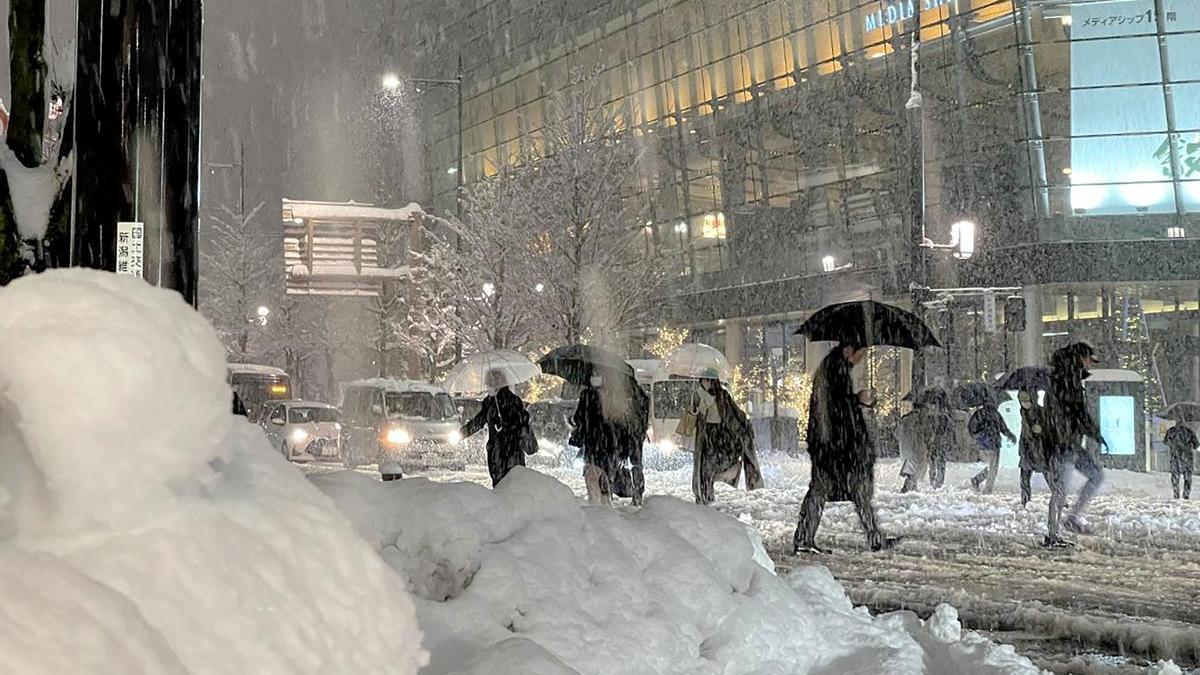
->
xmin=1070 ymin=0 xmax=1199 ymax=215
xmin=116 ymin=222 xmax=145 ymax=277
xmin=982 ymin=292 xmax=997 ymax=333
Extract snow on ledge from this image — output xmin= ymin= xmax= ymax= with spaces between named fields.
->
xmin=283 ymin=198 xmax=425 ymax=222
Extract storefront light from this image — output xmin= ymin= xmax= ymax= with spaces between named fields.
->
xmin=1070 ymin=173 xmax=1106 ymax=212
xmin=1118 ymin=171 xmax=1168 ymax=209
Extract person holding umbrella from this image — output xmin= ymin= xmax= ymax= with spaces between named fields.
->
xmin=792 ymin=301 xmax=939 ymax=554
xmin=1043 ymin=341 xmax=1106 ymax=547
xmin=459 ymin=369 xmax=537 ymax=487
xmin=896 ymin=387 xmax=954 ymax=494
xmin=612 ymin=380 xmax=650 ymax=505
xmin=968 ymin=390 xmax=1016 ymax=494
xmin=996 ymin=366 xmax=1053 ymax=506
xmin=1164 ymin=418 xmax=1197 ymax=500
xmin=688 ymin=368 xmax=762 ymax=505
xmin=540 ymin=345 xmax=638 ymax=506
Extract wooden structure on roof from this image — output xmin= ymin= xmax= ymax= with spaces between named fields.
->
xmin=282 ymin=199 xmax=424 ymax=296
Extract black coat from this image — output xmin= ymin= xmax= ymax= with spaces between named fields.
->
xmin=1166 ymin=424 xmax=1197 ymax=473
xmin=807 ymin=349 xmax=872 ymax=499
xmin=615 ymin=384 xmax=650 ymax=462
xmin=968 ymin=405 xmax=1014 ymax=450
xmin=1018 ymin=401 xmax=1050 ymax=473
xmin=461 ymin=387 xmax=532 ymax=486
xmin=571 ymin=386 xmax=617 ymax=473
xmin=1044 ymin=349 xmax=1102 ymax=460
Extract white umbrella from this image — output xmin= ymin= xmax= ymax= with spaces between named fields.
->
xmin=443 ymin=350 xmax=540 ymax=395
xmin=659 ymin=343 xmax=732 ymax=382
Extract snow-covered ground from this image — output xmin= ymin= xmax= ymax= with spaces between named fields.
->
xmin=309 ymin=455 xmax=1200 ymax=674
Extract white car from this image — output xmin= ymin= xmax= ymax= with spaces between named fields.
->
xmin=260 ymin=401 xmax=343 ymax=462
xmin=339 ymin=379 xmax=464 ymax=467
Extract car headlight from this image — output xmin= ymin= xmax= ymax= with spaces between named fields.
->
xmin=658 ymin=438 xmax=677 ymax=455
xmin=386 ymin=427 xmax=411 ymax=445
xmin=291 ymin=428 xmax=310 ymax=443
xmin=448 ymin=430 xmax=463 ymax=445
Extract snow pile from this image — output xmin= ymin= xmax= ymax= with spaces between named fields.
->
xmin=313 ymin=467 xmax=1041 ymax=674
xmin=0 ymin=270 xmax=426 ymax=673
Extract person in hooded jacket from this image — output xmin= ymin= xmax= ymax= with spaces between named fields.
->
xmin=459 ymin=370 xmax=537 ymax=487
xmin=969 ymin=394 xmax=1017 ymax=494
xmin=1164 ymin=422 xmax=1196 ymax=499
xmin=689 ymin=371 xmax=763 ymax=505
xmin=571 ymin=373 xmax=618 ymax=505
xmin=1042 ymin=341 xmax=1106 ymax=547
xmin=1016 ymin=387 xmax=1050 ymax=507
xmin=896 ymin=388 xmax=954 ymax=494
xmin=794 ymin=343 xmax=898 ymax=554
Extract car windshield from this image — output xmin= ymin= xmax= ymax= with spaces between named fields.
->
xmin=288 ymin=407 xmax=338 ymax=424
xmin=653 ymin=380 xmax=697 ymax=419
xmin=385 ymin=391 xmax=456 ymax=421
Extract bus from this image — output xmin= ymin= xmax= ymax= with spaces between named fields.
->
xmin=227 ymin=364 xmax=292 ymax=417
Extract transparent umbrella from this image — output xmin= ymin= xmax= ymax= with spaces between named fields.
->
xmin=660 ymin=343 xmax=733 ymax=382
xmin=442 ymin=350 xmax=540 ymax=395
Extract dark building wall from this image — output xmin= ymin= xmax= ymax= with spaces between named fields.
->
xmin=73 ymin=0 xmax=203 ymax=304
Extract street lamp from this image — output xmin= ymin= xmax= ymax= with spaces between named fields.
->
xmin=381 ymin=73 xmax=402 ymax=90
xmin=821 ymin=255 xmax=853 ymax=273
xmin=256 ymin=305 xmax=270 ymax=326
xmin=921 ymin=220 xmax=977 ymax=260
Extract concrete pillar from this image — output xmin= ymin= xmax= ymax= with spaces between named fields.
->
xmin=899 ymin=349 xmax=914 ymax=400
xmin=1019 ymin=284 xmax=1044 ymax=366
xmin=724 ymin=320 xmax=743 ymax=367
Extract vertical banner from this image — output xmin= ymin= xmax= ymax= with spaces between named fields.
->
xmin=982 ymin=292 xmax=997 ymax=333
xmin=116 ymin=222 xmax=145 ymax=277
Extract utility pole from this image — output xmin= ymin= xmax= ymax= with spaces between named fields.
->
xmin=906 ymin=17 xmax=928 ymax=392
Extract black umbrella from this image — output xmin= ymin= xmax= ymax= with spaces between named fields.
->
xmin=538 ymin=344 xmax=635 ymax=386
xmin=793 ymin=300 xmax=941 ymax=351
xmin=1162 ymin=402 xmax=1200 ymax=422
xmin=953 ymin=382 xmax=995 ymax=409
xmin=994 ymin=366 xmax=1051 ymax=392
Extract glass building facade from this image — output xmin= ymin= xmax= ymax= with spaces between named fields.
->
xmin=416 ymin=0 xmax=1200 ymax=406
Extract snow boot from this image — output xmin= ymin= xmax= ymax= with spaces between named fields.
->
xmin=793 ymin=542 xmax=833 ymax=555
xmin=1041 ymin=535 xmax=1075 ymax=548
xmin=1063 ymin=515 xmax=1094 ymax=535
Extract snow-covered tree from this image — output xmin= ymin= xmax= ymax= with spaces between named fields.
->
xmin=520 ymin=79 xmax=665 ymax=347
xmin=198 ymin=201 xmax=274 ymax=360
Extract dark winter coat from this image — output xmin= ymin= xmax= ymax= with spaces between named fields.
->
xmin=1018 ymin=400 xmax=1050 ymax=473
xmin=615 ymin=383 xmax=650 ymax=463
xmin=694 ymin=385 xmax=763 ymax=492
xmin=571 ymin=385 xmax=618 ymax=475
xmin=968 ymin=405 xmax=1014 ymax=452
xmin=807 ymin=349 xmax=871 ymax=500
xmin=1165 ymin=424 xmax=1197 ymax=474
xmin=897 ymin=406 xmax=954 ymax=476
xmin=1044 ymin=347 xmax=1102 ymax=460
xmin=461 ymin=387 xmax=533 ymax=487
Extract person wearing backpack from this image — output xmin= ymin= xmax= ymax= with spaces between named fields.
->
xmin=969 ymin=394 xmax=1016 ymax=494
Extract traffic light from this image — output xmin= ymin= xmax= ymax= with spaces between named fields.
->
xmin=1005 ymin=296 xmax=1026 ymax=332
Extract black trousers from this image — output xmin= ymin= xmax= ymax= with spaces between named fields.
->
xmin=1171 ymin=471 xmax=1192 ymax=499
xmin=794 ymin=463 xmax=881 ymax=549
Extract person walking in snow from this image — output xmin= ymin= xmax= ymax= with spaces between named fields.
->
xmin=611 ymin=380 xmax=650 ymax=505
xmin=459 ymin=370 xmax=537 ymax=487
xmin=1164 ymin=422 xmax=1196 ymax=500
xmin=1042 ymin=341 xmax=1106 ymax=547
xmin=897 ymin=388 xmax=954 ymax=494
xmin=969 ymin=393 xmax=1017 ymax=494
xmin=1016 ymin=388 xmax=1050 ymax=507
xmin=571 ymin=373 xmax=619 ymax=505
xmin=794 ymin=343 xmax=898 ymax=554
xmin=689 ymin=370 xmax=763 ymax=505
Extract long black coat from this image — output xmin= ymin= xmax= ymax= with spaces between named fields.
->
xmin=1018 ymin=400 xmax=1050 ymax=473
xmin=1044 ymin=348 xmax=1102 ymax=461
xmin=571 ymin=386 xmax=618 ymax=474
xmin=1166 ymin=424 xmax=1197 ymax=474
xmin=461 ymin=387 xmax=532 ymax=486
xmin=807 ymin=349 xmax=872 ymax=500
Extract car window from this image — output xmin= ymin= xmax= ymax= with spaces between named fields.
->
xmin=288 ymin=407 xmax=338 ymax=424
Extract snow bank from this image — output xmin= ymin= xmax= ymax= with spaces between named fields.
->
xmin=313 ymin=467 xmax=1041 ymax=674
xmin=0 ymin=270 xmax=426 ymax=673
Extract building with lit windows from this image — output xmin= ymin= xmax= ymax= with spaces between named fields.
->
xmin=413 ymin=0 xmax=1200 ymax=412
